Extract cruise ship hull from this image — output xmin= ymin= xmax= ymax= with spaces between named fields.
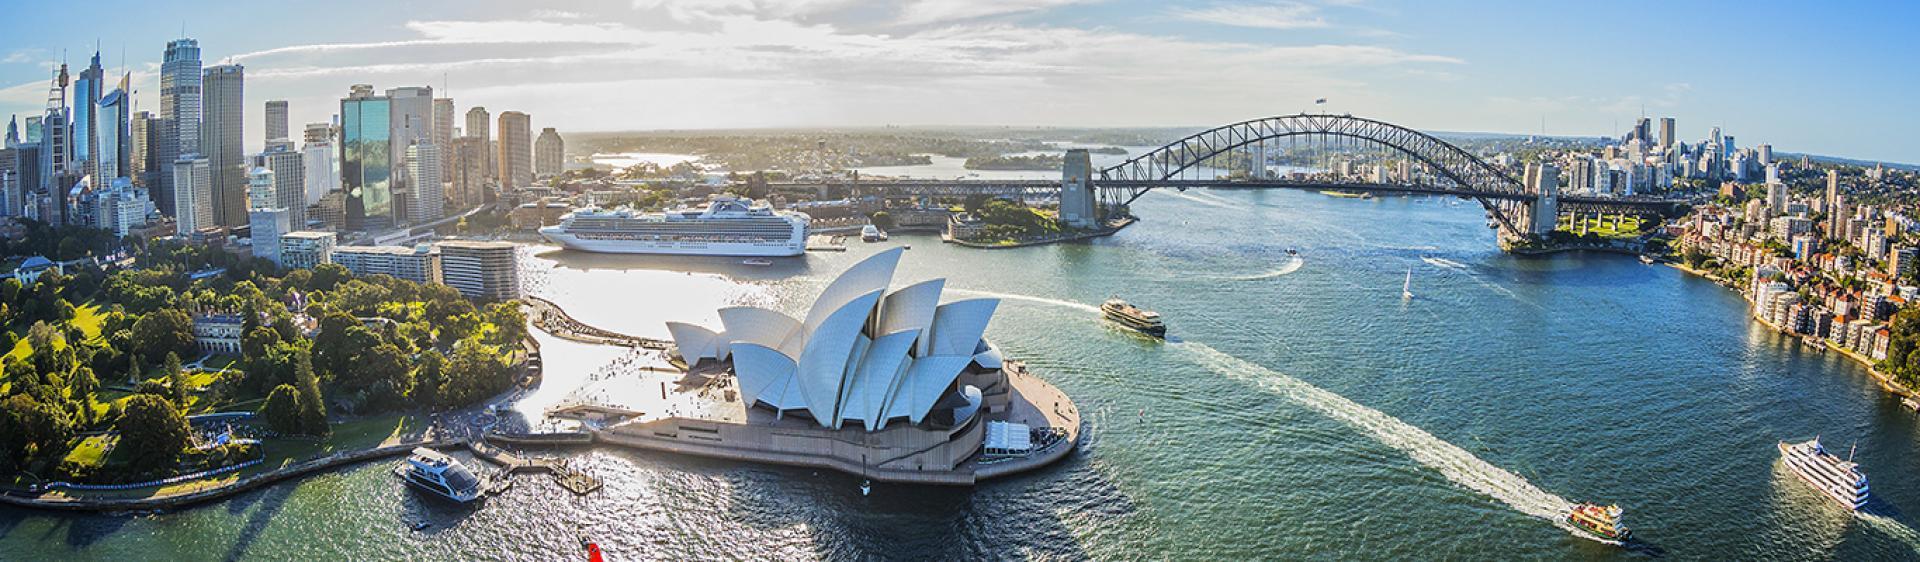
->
xmin=541 ymin=229 xmax=804 ymax=257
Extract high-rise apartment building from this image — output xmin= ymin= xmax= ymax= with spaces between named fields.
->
xmin=534 ymin=127 xmax=563 ymax=178
xmin=405 ymin=142 xmax=443 ymax=223
xmin=496 ymin=111 xmax=531 ymax=190
xmin=157 ymin=38 xmax=202 ymax=216
xmin=172 ymin=157 xmax=213 ymax=234
xmin=331 ymin=245 xmax=439 ymax=284
xmin=262 ymin=146 xmax=306 ymax=227
xmin=202 ymin=64 xmax=246 ymax=227
xmin=432 ymin=98 xmax=455 ymax=182
xmin=265 ymin=100 xmax=288 ymax=145
xmin=451 ymin=136 xmax=488 ymax=207
xmin=341 ymin=85 xmax=393 ymax=231
xmin=465 ymin=106 xmax=492 ymax=181
xmin=130 ymin=111 xmax=154 ymax=187
xmin=279 ymin=230 xmax=337 ymax=270
xmin=1658 ymin=117 xmax=1675 ymax=151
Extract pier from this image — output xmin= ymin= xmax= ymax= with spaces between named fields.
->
xmin=525 ymin=295 xmax=673 ymax=349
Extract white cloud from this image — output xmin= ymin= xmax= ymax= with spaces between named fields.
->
xmin=896 ymin=0 xmax=1095 ymax=25
xmin=531 ymin=9 xmax=586 ymax=20
xmin=1172 ymin=2 xmax=1329 ymax=30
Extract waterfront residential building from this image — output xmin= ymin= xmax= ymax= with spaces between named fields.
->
xmin=1770 ymin=216 xmax=1812 ymax=242
xmin=202 ymin=64 xmax=246 ymax=227
xmin=172 ymin=157 xmax=214 ymax=235
xmin=279 ymin=230 xmax=337 ymax=270
xmin=497 ymin=111 xmax=531 ymax=190
xmin=534 ymin=127 xmax=563 ymax=178
xmin=331 ymin=245 xmax=439 ymax=284
xmin=341 ymin=85 xmax=393 ymax=231
xmin=437 ymin=240 xmax=519 ymax=300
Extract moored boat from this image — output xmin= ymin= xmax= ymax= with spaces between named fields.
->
xmin=1566 ymin=502 xmax=1630 ymax=542
xmin=392 ymin=448 xmax=485 ymax=503
xmin=1778 ymin=437 xmax=1869 ymax=511
xmin=861 ymin=224 xmax=889 ymax=242
xmin=1101 ymin=298 xmax=1167 ymax=338
xmin=742 ymin=258 xmax=774 ymax=266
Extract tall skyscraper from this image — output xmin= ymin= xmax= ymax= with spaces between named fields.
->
xmin=262 ymin=146 xmax=306 ymax=227
xmin=1657 ymin=118 xmax=1675 ymax=151
xmin=534 ymin=127 xmax=563 ymax=178
xmin=95 ymin=74 xmax=131 ymax=182
xmin=72 ymin=53 xmax=104 ymax=176
xmin=173 ymin=157 xmax=213 ymax=234
xmin=130 ymin=111 xmax=154 ymax=188
xmin=1827 ymin=170 xmax=1843 ymax=236
xmin=157 ymin=38 xmax=202 ymax=216
xmin=405 ymin=142 xmax=443 ymax=223
xmin=496 ymin=111 xmax=531 ymax=190
xmin=387 ymin=86 xmax=433 ymax=225
xmin=301 ymin=124 xmax=338 ymax=209
xmin=264 ymin=100 xmax=288 ymax=145
xmin=465 ymin=106 xmax=492 ymax=181
xmin=4 ymin=116 xmax=17 ymax=148
xmin=201 ymin=64 xmax=246 ymax=227
xmin=341 ymin=84 xmax=393 ymax=231
xmin=432 ymin=98 xmax=454 ymax=182
xmin=451 ymin=136 xmax=487 ymax=208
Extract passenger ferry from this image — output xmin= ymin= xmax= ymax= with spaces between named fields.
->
xmin=539 ymin=196 xmax=809 ymax=257
xmin=1101 ymin=298 xmax=1167 ymax=338
xmin=393 ymin=448 xmax=486 ymax=503
xmin=1566 ymin=503 xmax=1630 ymax=542
xmin=861 ymin=224 xmax=889 ymax=242
xmin=1778 ymin=437 xmax=1870 ymax=511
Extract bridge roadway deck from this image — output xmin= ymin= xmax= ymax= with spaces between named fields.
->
xmin=768 ymin=179 xmax=1682 ymax=210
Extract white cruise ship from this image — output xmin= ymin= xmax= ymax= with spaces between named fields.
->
xmin=1778 ymin=438 xmax=1869 ymax=510
xmin=393 ymin=448 xmax=486 ymax=503
xmin=540 ymin=197 xmax=809 ymax=257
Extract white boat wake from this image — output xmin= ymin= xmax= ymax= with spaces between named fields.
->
xmin=1224 ymin=255 xmax=1305 ymax=281
xmin=944 ymin=288 xmax=1104 ymax=314
xmin=975 ymin=289 xmax=1593 ymax=540
xmin=1155 ymin=189 xmax=1236 ymax=210
xmin=1420 ymin=256 xmax=1471 ymax=271
xmin=1177 ymin=342 xmax=1579 ymax=530
xmin=1858 ymin=511 xmax=1920 ymax=552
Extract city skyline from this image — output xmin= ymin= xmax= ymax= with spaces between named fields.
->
xmin=1 ymin=0 xmax=1916 ymax=164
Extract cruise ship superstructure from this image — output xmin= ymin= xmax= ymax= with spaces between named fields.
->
xmin=1778 ymin=437 xmax=1870 ymax=511
xmin=540 ymin=197 xmax=809 ymax=257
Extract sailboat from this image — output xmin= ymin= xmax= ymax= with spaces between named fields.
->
xmin=1402 ymin=268 xmax=1414 ymax=300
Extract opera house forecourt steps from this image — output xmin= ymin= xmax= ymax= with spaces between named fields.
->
xmin=593 ymin=248 xmax=1081 ymax=484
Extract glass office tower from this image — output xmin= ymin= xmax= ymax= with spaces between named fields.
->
xmin=341 ymin=85 xmax=392 ymax=231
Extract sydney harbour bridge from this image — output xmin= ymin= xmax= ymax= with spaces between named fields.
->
xmin=770 ymin=114 xmax=1688 ymax=248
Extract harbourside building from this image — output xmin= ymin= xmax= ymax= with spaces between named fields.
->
xmin=582 ymin=247 xmax=1085 ymax=484
xmin=436 ymin=240 xmax=518 ymax=301
xmin=279 ymin=230 xmax=337 ymax=270
xmin=331 ymin=244 xmax=439 ymax=285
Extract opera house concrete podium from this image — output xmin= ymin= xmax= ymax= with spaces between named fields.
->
xmin=595 ymin=248 xmax=1081 ymax=484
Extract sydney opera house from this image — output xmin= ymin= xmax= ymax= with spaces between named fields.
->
xmin=595 ymin=248 xmax=1081 ymax=484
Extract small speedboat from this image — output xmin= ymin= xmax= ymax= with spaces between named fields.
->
xmin=1285 ymin=248 xmax=1298 ymax=256
xmin=1567 ymin=502 xmax=1630 ymax=542
xmin=860 ymin=479 xmax=872 ymax=496
xmin=742 ymin=258 xmax=774 ymax=266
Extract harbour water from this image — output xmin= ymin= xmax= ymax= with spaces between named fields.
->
xmin=9 ymin=188 xmax=1920 ymax=559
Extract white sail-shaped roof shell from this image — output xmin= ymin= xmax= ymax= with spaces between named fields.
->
xmin=878 ymin=279 xmax=944 ymax=357
xmin=719 ymin=306 xmax=803 ymax=357
xmin=794 ymin=289 xmax=883 ymax=425
xmin=665 ymin=248 xmax=1005 ymax=432
xmin=666 ymin=322 xmax=724 ymax=364
xmin=928 ymin=299 xmax=998 ymax=357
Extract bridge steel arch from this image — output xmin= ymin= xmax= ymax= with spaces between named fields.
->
xmin=1095 ymin=114 xmax=1535 ymax=238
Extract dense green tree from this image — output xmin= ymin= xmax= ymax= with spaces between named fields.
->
xmin=117 ymin=394 xmax=190 ymax=472
xmin=259 ymin=384 xmax=301 ymax=434
xmin=68 ymin=366 xmax=98 ymax=425
xmin=163 ymin=352 xmax=188 ymax=407
xmin=292 ymin=349 xmax=328 ymax=435
xmin=414 ymin=350 xmax=447 ymax=410
xmin=132 ymin=309 xmax=196 ymax=360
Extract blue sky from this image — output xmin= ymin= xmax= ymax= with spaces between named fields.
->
xmin=2 ymin=0 xmax=1915 ymax=163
